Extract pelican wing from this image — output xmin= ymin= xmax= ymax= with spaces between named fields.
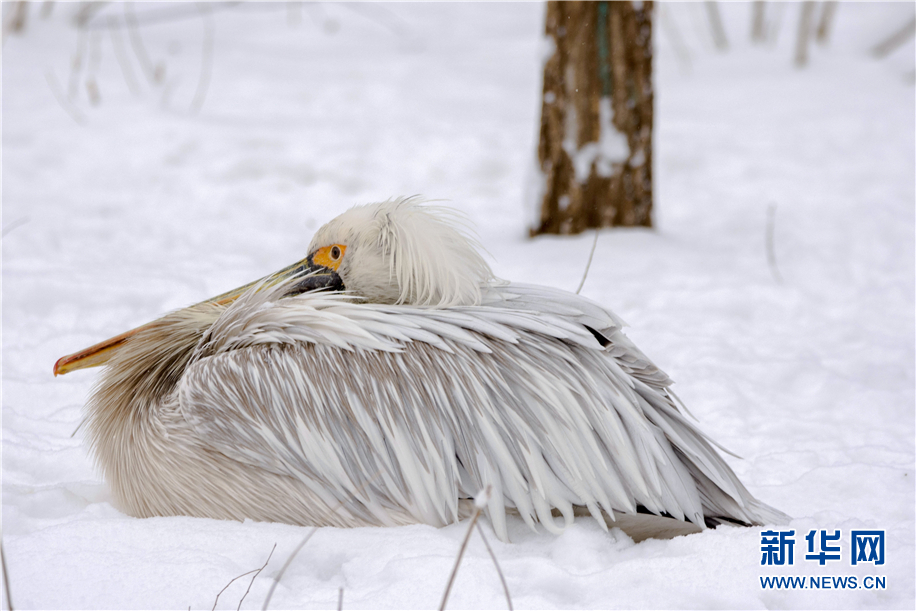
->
xmin=178 ymin=285 xmax=783 ymax=541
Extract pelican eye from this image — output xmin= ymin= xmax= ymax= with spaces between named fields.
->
xmin=311 ymin=244 xmax=347 ymax=271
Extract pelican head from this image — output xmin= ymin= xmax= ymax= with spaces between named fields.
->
xmin=306 ymin=199 xmax=493 ymax=306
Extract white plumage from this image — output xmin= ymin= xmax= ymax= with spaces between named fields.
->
xmin=56 ymin=197 xmax=787 ymax=542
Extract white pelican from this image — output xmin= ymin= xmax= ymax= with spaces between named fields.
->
xmin=55 ymin=197 xmax=787 ymax=542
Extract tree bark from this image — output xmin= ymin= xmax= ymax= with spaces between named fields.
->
xmin=531 ymin=1 xmax=654 ymax=236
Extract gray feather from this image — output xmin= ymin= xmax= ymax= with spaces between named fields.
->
xmin=169 ymin=283 xmax=788 ymax=541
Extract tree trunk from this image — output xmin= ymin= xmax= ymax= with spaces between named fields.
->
xmin=531 ymin=1 xmax=654 ymax=236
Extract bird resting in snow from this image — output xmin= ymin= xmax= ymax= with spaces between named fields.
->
xmin=55 ymin=197 xmax=787 ymax=542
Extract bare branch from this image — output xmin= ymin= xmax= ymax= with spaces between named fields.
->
xmin=751 ymin=1 xmax=766 ymax=43
xmin=44 ymin=70 xmax=87 ymax=125
xmin=872 ymin=16 xmax=916 ymax=59
xmin=659 ymin=4 xmax=691 ymax=73
xmin=3 ymin=1 xmax=28 ymax=37
xmin=190 ymin=2 xmax=215 ymax=115
xmin=2 ymin=216 xmax=30 ymax=238
xmin=815 ymin=1 xmax=837 ymax=45
xmin=259 ymin=528 xmax=319 ymax=611
xmin=794 ymin=1 xmax=816 ymax=68
xmin=107 ymin=15 xmax=141 ymax=95
xmin=1 ymin=539 xmax=13 ymax=611
xmin=84 ymin=31 xmax=102 ymax=105
xmin=211 ymin=544 xmax=276 ymax=611
xmin=704 ymin=1 xmax=728 ymax=50
xmin=212 ymin=570 xmax=259 ymax=611
xmin=236 ymin=545 xmax=276 ymax=611
xmin=74 ymin=2 xmax=109 ymax=28
xmin=474 ymin=522 xmax=512 ymax=611
xmin=124 ymin=2 xmax=158 ymax=85
xmin=439 ymin=485 xmax=491 ymax=611
xmin=766 ymin=2 xmax=787 ymax=46
xmin=575 ymin=229 xmax=600 ymax=295
xmin=261 ymin=468 xmax=386 ymax=610
xmin=81 ymin=2 xmax=243 ymax=30
xmin=766 ymin=204 xmax=783 ymax=284
xmin=339 ymin=3 xmax=414 ymax=40
xmin=68 ymin=27 xmax=88 ymax=101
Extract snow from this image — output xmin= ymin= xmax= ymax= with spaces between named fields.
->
xmin=577 ymin=97 xmax=631 ymax=180
xmin=2 ymin=2 xmax=914 ymax=609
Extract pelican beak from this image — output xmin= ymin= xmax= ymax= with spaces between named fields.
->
xmin=53 ymin=251 xmax=345 ymax=377
xmin=281 ymin=253 xmax=345 ymax=297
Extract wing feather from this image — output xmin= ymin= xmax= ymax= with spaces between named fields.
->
xmin=177 ymin=283 xmax=787 ymax=540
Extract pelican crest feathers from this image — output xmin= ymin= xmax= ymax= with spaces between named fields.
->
xmin=307 ymin=197 xmax=494 ymax=307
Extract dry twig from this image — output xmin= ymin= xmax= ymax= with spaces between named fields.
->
xmin=190 ymin=2 xmax=215 ymax=114
xmin=766 ymin=204 xmax=783 ymax=284
xmin=259 ymin=528 xmax=320 ymax=611
xmin=74 ymin=2 xmax=108 ymax=28
xmin=575 ymin=229 xmax=600 ymax=295
xmin=2 ymin=217 xmax=30 ymax=238
xmin=704 ymin=1 xmax=728 ymax=50
xmin=439 ymin=485 xmax=492 ymax=611
xmin=82 ymin=2 xmax=244 ymax=30
xmin=44 ymin=70 xmax=87 ymax=124
xmin=236 ymin=545 xmax=276 ymax=611
xmin=83 ymin=30 xmax=103 ymax=105
xmin=2 ymin=1 xmax=28 ymax=37
xmin=765 ymin=2 xmax=786 ymax=46
xmin=107 ymin=14 xmax=141 ymax=95
xmin=872 ymin=16 xmax=916 ymax=58
xmin=659 ymin=4 xmax=692 ymax=73
xmin=68 ymin=27 xmax=88 ymax=101
xmin=794 ymin=1 xmax=816 ymax=67
xmin=211 ymin=544 xmax=276 ymax=611
xmin=261 ymin=468 xmax=385 ymax=610
xmin=1 ymin=540 xmax=13 ymax=611
xmin=815 ymin=1 xmax=837 ymax=45
xmin=474 ymin=522 xmax=512 ymax=610
xmin=124 ymin=2 xmax=159 ymax=85
xmin=751 ymin=1 xmax=766 ymax=43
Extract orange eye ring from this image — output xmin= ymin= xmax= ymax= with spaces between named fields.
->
xmin=312 ymin=244 xmax=347 ymax=271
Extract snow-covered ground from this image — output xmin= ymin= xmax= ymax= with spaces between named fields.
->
xmin=2 ymin=2 xmax=913 ymax=609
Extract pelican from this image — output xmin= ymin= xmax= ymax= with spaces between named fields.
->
xmin=55 ymin=197 xmax=787 ymax=542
